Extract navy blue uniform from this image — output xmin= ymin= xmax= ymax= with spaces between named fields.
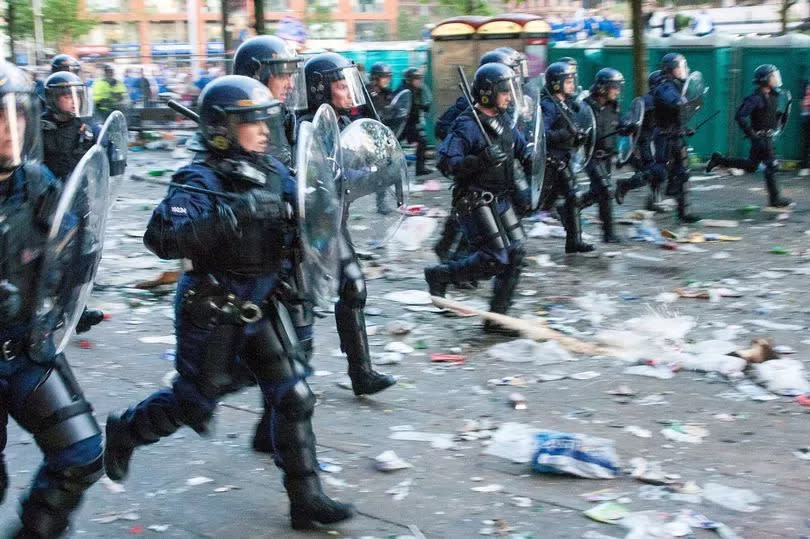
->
xmin=0 ymin=163 xmax=103 ymax=536
xmin=395 ymin=82 xmax=431 ymax=175
xmin=707 ymin=90 xmax=790 ymax=206
xmin=540 ymin=94 xmax=579 ymax=212
xmin=425 ymin=108 xmax=530 ymax=322
xmin=41 ymin=110 xmax=100 ymax=181
xmin=435 ymin=96 xmax=470 ymax=141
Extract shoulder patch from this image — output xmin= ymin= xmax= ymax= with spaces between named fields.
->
xmin=170 ymin=206 xmax=188 ymax=215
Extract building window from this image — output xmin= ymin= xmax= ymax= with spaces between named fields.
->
xmin=204 ymin=0 xmax=247 ymax=13
xmin=308 ymin=21 xmax=347 ymax=39
xmin=353 ymin=0 xmax=384 ymax=13
xmin=85 ymin=22 xmax=138 ymax=45
xmin=86 ymin=0 xmax=127 ymax=13
xmin=265 ymin=0 xmax=291 ymax=11
xmin=308 ymin=0 xmax=339 ymax=10
xmin=355 ymin=21 xmax=388 ymax=40
xmin=149 ymin=21 xmax=189 ymax=43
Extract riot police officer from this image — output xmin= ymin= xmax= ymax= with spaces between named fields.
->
xmin=297 ymin=52 xmax=397 ymax=395
xmin=396 ymin=67 xmax=433 ymax=176
xmin=579 ymin=68 xmax=636 ymax=243
xmin=424 ymin=63 xmax=533 ymax=331
xmin=615 ymin=70 xmax=666 ymax=210
xmin=233 ymin=34 xmax=302 ymax=167
xmin=706 ymin=64 xmax=792 ymax=208
xmin=366 ymin=62 xmax=397 ymax=214
xmin=0 ymin=61 xmax=104 ymax=538
xmin=652 ymin=53 xmax=699 ymax=223
xmin=50 ymin=54 xmax=81 ymax=75
xmin=541 ymin=61 xmax=593 ymax=253
xmin=102 ymin=76 xmax=355 ymax=530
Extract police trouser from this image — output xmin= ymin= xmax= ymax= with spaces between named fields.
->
xmin=624 ymin=141 xmax=664 ymax=204
xmin=334 ymin=228 xmax=376 ymax=379
xmin=434 ymin=214 xmax=471 ymax=263
xmin=115 ymin=278 xmax=320 ymax=481
xmin=653 ymin=134 xmax=691 ymax=217
xmin=714 ymin=137 xmax=783 ymax=204
xmin=0 ymin=353 xmax=102 ymax=537
xmin=401 ymin=124 xmax=428 ymax=173
xmin=544 ymin=158 xmax=584 ymax=247
xmin=429 ymin=194 xmax=526 ymax=313
xmin=581 ymin=156 xmax=617 ymax=241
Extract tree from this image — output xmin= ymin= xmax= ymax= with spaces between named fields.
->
xmin=780 ymin=0 xmax=798 ymax=34
xmin=254 ymin=0 xmax=266 ymax=35
xmin=6 ymin=0 xmax=95 ymax=52
xmin=303 ymin=1 xmax=334 ymax=37
xmin=396 ymin=10 xmax=429 ymax=40
xmin=631 ymin=0 xmax=647 ymax=97
xmin=436 ymin=0 xmax=495 ymax=17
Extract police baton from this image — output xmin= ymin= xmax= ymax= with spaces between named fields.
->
xmin=692 ymin=109 xmax=720 ymax=133
xmin=168 ymin=100 xmax=200 ymax=123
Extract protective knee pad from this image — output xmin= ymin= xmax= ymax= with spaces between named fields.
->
xmin=276 ymin=379 xmax=316 ymax=422
xmin=508 ymin=243 xmax=527 ymax=267
xmin=500 ymin=205 xmax=526 ymax=244
xmin=338 ymin=260 xmax=367 ymax=310
xmin=16 ymin=363 xmax=101 ymax=454
xmin=171 ymin=379 xmax=217 ymax=436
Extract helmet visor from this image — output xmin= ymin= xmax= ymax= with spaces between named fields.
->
xmin=287 ymin=61 xmax=308 ymax=112
xmin=329 ymin=65 xmax=367 ymax=110
xmin=45 ymin=83 xmax=93 ymax=118
xmin=674 ymin=58 xmax=690 ymax=80
xmin=769 ymin=69 xmax=782 ymax=88
xmin=0 ymin=92 xmax=40 ymax=171
xmin=514 ymin=56 xmax=529 ymax=81
xmin=223 ymin=102 xmax=284 ymax=155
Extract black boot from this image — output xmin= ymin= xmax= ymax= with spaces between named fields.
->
xmin=252 ymin=407 xmax=274 ymax=454
xmin=103 ymin=411 xmax=139 ymax=482
xmin=415 ymin=140 xmax=433 ymax=176
xmin=765 ymin=173 xmax=792 ymax=207
xmin=76 ymin=307 xmax=104 ymax=334
xmin=336 ymin=306 xmax=396 ymax=396
xmin=599 ymin=195 xmax=621 ymax=243
xmin=676 ymin=194 xmax=699 ymax=223
xmin=424 ymin=265 xmax=450 ymax=297
xmin=434 ymin=216 xmax=460 ymax=263
xmin=275 ymin=397 xmax=355 ymax=529
xmin=614 ymin=178 xmax=630 ymax=205
xmin=483 ymin=251 xmax=524 ymax=336
xmin=705 ymin=152 xmax=725 ymax=173
xmin=559 ymin=202 xmax=594 ymax=253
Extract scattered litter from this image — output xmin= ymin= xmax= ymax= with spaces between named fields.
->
xmin=431 ymin=353 xmax=465 ymax=363
xmin=483 ymin=422 xmax=538 ymax=463
xmin=101 ymin=476 xmax=126 ymax=494
xmin=703 ymin=482 xmax=761 ymax=512
xmin=624 ymin=426 xmax=652 ymax=438
xmin=147 ymin=525 xmax=170 ymax=532
xmin=744 ymin=320 xmax=803 ymax=331
xmin=508 ymin=392 xmax=527 ymax=410
xmin=385 ymin=342 xmax=415 ymax=354
xmin=375 ymin=450 xmax=412 ymax=471
xmin=374 ymin=352 xmax=403 ymax=365
xmin=582 ymin=488 xmax=624 ymax=502
xmin=730 ymin=338 xmax=778 ymax=364
xmin=732 ymin=380 xmax=780 ymax=401
xmin=569 ymin=371 xmax=601 ymax=380
xmin=583 ymin=502 xmax=630 ymax=523
xmin=797 ymin=395 xmax=810 ymax=407
xmin=793 ymin=447 xmax=810 ymax=460
xmin=186 ymin=476 xmax=214 ymax=486
xmin=528 ymin=222 xmax=565 ymax=238
xmin=385 ymin=479 xmax=413 ymax=501
xmin=624 ymin=365 xmax=675 ymax=380
xmin=383 ymin=290 xmax=433 ymax=305
xmin=660 ymin=424 xmax=710 ymax=444
xmin=389 ymin=429 xmax=455 ymax=450
xmin=92 ymin=511 xmax=141 ymax=523
xmin=752 ymin=359 xmax=810 ymax=395
xmin=391 ymin=216 xmax=437 ymax=251
xmin=533 ymin=431 xmax=620 ymax=479
xmin=213 ymin=485 xmax=240 ymax=492
xmin=511 ymin=496 xmax=532 ymax=507
xmin=471 ymin=483 xmax=504 ymax=493
xmin=700 ymin=219 xmax=739 ymax=228
xmin=386 ymin=320 xmax=415 ymax=335
xmin=487 ymin=339 xmax=577 ymax=365
xmin=138 ymin=335 xmax=176 ymax=345
xmin=573 ymin=292 xmax=617 ymax=326
xmin=625 ymin=252 xmax=664 ymax=263
xmin=530 ymin=254 xmax=561 ymax=267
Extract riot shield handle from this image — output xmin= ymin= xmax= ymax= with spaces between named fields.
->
xmin=168 ymin=100 xmax=200 ymax=123
xmin=360 ymin=84 xmax=381 ymax=122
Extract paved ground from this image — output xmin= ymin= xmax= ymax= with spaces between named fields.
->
xmin=2 ymin=150 xmax=809 ymax=538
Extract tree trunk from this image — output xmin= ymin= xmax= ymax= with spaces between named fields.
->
xmin=7 ymin=0 xmax=15 ymax=61
xmin=781 ymin=0 xmax=797 ymax=34
xmin=632 ymin=0 xmax=647 ymax=98
xmin=222 ymin=0 xmax=232 ymax=55
xmin=254 ymin=0 xmax=265 ymax=35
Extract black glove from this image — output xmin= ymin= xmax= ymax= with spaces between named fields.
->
xmin=617 ymin=122 xmax=637 ymax=137
xmin=478 ymin=144 xmax=509 ymax=167
xmin=76 ymin=308 xmax=104 ymax=334
xmin=0 ymin=281 xmax=21 ymax=323
xmin=231 ymin=190 xmax=284 ymax=224
xmin=572 ymin=128 xmax=589 ymax=147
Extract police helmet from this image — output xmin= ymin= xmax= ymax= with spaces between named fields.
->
xmin=472 ymin=62 xmax=516 ymax=110
xmin=370 ymin=62 xmax=393 ymax=81
xmin=661 ymin=53 xmax=689 ymax=80
xmin=51 ymin=54 xmax=81 ymax=75
xmin=233 ymin=35 xmax=301 ymax=82
xmin=198 ymin=75 xmax=281 ymax=155
xmin=0 ymin=61 xmax=41 ymax=172
xmin=648 ymin=69 xmax=664 ymax=90
xmin=753 ymin=64 xmax=781 ymax=88
xmin=303 ymin=52 xmax=367 ymax=113
xmin=591 ymin=68 xmax=625 ymax=98
xmin=545 ymin=61 xmax=577 ymax=95
xmin=44 ymin=71 xmax=93 ymax=119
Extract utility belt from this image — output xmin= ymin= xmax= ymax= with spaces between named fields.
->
xmin=753 ymin=129 xmax=777 ymax=139
xmin=454 ymin=189 xmax=499 ymax=215
xmin=182 ymin=276 xmax=264 ymax=328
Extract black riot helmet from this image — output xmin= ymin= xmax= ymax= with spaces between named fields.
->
xmin=591 ymin=68 xmax=625 ymax=99
xmin=198 ymin=75 xmax=282 ymax=156
xmin=44 ymin=71 xmax=93 ymax=119
xmin=480 ymin=47 xmax=528 ymax=82
xmin=753 ymin=64 xmax=782 ymax=88
xmin=370 ymin=62 xmax=392 ymax=81
xmin=661 ymin=52 xmax=689 ymax=81
xmin=233 ymin=35 xmax=304 ymax=106
xmin=648 ymin=69 xmax=665 ymax=91
xmin=545 ymin=61 xmax=577 ymax=96
xmin=0 ymin=61 xmax=41 ymax=173
xmin=51 ymin=54 xmax=81 ymax=75
xmin=403 ymin=67 xmax=423 ymax=83
xmin=472 ymin=62 xmax=518 ymax=111
xmin=303 ymin=52 xmax=367 ymax=114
